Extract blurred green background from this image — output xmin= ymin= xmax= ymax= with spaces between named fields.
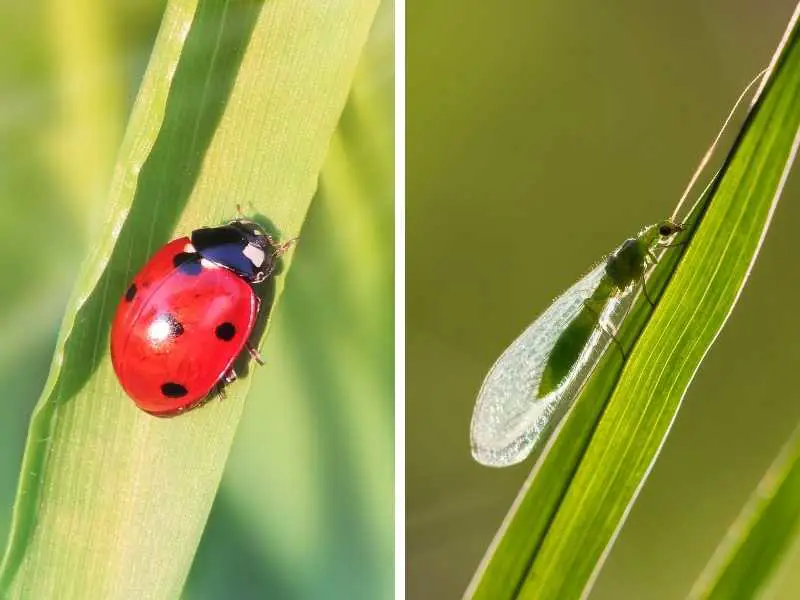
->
xmin=408 ymin=1 xmax=800 ymax=599
xmin=0 ymin=1 xmax=393 ymax=598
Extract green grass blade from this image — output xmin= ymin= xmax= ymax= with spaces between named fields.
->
xmin=467 ymin=5 xmax=800 ymax=599
xmin=688 ymin=424 xmax=800 ymax=600
xmin=0 ymin=0 xmax=378 ymax=597
xmin=186 ymin=3 xmax=394 ymax=596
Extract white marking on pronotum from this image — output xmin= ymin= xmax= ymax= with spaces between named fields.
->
xmin=183 ymin=242 xmax=196 ymax=253
xmin=243 ymin=243 xmax=265 ymax=267
xmin=200 ymin=258 xmax=219 ymax=269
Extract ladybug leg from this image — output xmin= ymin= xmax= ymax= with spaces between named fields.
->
xmin=255 ymin=263 xmax=277 ymax=283
xmin=246 ymin=342 xmax=265 ymax=366
xmin=272 ymin=237 xmax=298 ymax=257
xmin=215 ymin=369 xmax=238 ymax=402
xmin=264 ymin=235 xmax=298 ymax=258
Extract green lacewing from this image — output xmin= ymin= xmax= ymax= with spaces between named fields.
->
xmin=470 ymin=221 xmax=683 ymax=467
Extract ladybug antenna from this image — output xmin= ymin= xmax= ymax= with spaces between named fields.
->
xmin=235 ymin=202 xmax=259 ymax=220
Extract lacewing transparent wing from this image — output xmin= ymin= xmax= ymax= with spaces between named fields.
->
xmin=470 ymin=257 xmax=633 ymax=468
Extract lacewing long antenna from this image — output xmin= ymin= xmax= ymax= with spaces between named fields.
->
xmin=671 ymin=68 xmax=769 ymax=223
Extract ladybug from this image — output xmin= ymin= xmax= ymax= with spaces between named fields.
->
xmin=110 ymin=219 xmax=289 ymax=416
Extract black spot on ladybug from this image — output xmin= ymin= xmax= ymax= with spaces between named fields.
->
xmin=215 ymin=322 xmax=236 ymax=341
xmin=173 ymin=251 xmax=193 ymax=266
xmin=173 ymin=252 xmax=202 ymax=275
xmin=162 ymin=313 xmax=184 ymax=337
xmin=161 ymin=382 xmax=188 ymax=398
xmin=125 ymin=283 xmax=137 ymax=302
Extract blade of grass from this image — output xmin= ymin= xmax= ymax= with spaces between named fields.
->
xmin=467 ymin=4 xmax=800 ymax=598
xmin=0 ymin=0 xmax=379 ymax=598
xmin=187 ymin=3 xmax=394 ymax=596
xmin=688 ymin=424 xmax=800 ymax=600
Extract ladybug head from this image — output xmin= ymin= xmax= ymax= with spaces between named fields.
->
xmin=190 ymin=219 xmax=277 ymax=283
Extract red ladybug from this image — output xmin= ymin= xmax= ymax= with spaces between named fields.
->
xmin=110 ymin=219 xmax=288 ymax=416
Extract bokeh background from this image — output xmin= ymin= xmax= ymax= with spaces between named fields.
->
xmin=0 ymin=1 xmax=393 ymax=598
xmin=408 ymin=1 xmax=800 ymax=598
